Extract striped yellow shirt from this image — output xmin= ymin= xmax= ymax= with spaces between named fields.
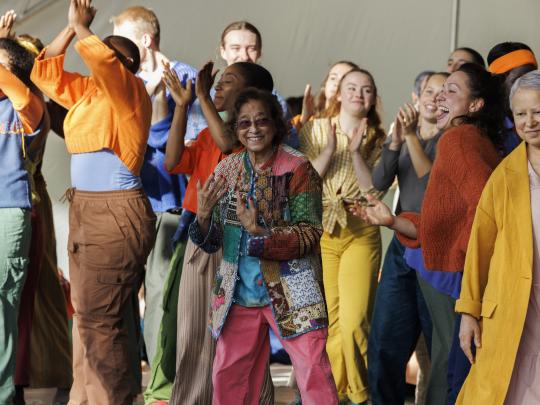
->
xmin=299 ymin=116 xmax=385 ymax=233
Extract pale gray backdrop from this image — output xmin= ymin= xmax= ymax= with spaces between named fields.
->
xmin=6 ymin=0 xmax=540 ymax=275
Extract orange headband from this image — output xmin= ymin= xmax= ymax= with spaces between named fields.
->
xmin=489 ymin=49 xmax=538 ymax=74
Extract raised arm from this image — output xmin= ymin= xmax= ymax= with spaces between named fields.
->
xmin=30 ymin=3 xmax=90 ymax=108
xmin=0 ymin=65 xmax=44 ymax=133
xmin=399 ymin=103 xmax=433 ymax=178
xmin=196 ymin=62 xmax=234 ymax=153
xmin=163 ymin=62 xmax=192 ymax=171
xmin=69 ymin=1 xmax=147 ymax=117
xmin=44 ymin=26 xmax=76 ymax=59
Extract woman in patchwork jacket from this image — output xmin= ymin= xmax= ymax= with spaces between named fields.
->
xmin=189 ymin=87 xmax=339 ymax=405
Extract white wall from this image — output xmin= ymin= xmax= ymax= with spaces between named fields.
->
xmin=7 ymin=0 xmax=540 ymax=274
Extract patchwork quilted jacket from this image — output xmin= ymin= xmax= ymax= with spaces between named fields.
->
xmin=189 ymin=145 xmax=328 ymax=339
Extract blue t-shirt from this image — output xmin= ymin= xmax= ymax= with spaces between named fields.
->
xmin=0 ymin=96 xmax=41 ymax=209
xmin=71 ymin=149 xmax=141 ymax=191
xmin=404 ymin=247 xmax=462 ymax=299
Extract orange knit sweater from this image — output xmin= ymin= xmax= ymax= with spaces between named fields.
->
xmin=397 ymin=124 xmax=501 ymax=272
xmin=30 ymin=35 xmax=151 ymax=175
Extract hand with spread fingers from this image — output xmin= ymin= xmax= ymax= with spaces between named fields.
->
xmin=196 ymin=61 xmax=219 ymax=101
xmin=0 ymin=10 xmax=16 ymax=39
xmin=68 ymin=0 xmax=97 ymax=31
xmin=196 ymin=174 xmax=226 ymax=223
xmin=349 ymin=194 xmax=395 ymax=227
xmin=162 ymin=61 xmax=193 ymax=107
xmin=300 ymin=84 xmax=315 ymax=125
xmin=348 ymin=117 xmax=368 ymax=153
xmin=459 ymin=314 xmax=481 ymax=364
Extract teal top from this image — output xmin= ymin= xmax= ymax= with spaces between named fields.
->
xmin=234 ymin=231 xmax=270 ymax=307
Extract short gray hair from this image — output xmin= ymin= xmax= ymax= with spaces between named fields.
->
xmin=509 ymin=69 xmax=540 ymax=111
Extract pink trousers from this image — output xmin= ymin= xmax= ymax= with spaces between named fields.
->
xmin=212 ymin=304 xmax=338 ymax=405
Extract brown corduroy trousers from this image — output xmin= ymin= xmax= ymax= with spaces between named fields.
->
xmin=66 ymin=189 xmax=156 ymax=405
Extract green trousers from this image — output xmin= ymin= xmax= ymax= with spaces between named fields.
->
xmin=0 ymin=208 xmax=31 ymax=403
xmin=144 ymin=239 xmax=187 ymax=404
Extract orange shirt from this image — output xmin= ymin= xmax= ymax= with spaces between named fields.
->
xmin=30 ymin=35 xmax=151 ymax=175
xmin=397 ymin=124 xmax=501 ymax=272
xmin=169 ymin=127 xmax=241 ymax=214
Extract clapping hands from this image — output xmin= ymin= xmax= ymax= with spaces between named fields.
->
xmin=162 ymin=61 xmax=193 ymax=107
xmin=68 ymin=0 xmax=96 ymax=31
xmin=196 ymin=61 xmax=219 ymax=101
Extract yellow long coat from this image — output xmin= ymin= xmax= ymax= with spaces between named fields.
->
xmin=455 ymin=143 xmax=535 ymax=404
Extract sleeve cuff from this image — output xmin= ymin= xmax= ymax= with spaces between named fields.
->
xmin=455 ymin=297 xmax=481 ymax=319
xmin=395 ymin=211 xmax=421 ymax=248
xmin=247 ymin=235 xmax=266 ymax=257
xmin=31 ymin=49 xmax=66 ymax=82
xmin=188 ymin=216 xmax=208 ymax=246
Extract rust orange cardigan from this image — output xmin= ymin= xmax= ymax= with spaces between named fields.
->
xmin=30 ymin=35 xmax=151 ymax=175
xmin=397 ymin=124 xmax=501 ymax=272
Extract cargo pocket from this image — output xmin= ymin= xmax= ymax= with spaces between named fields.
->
xmin=0 ymin=257 xmax=29 ymax=300
xmin=96 ymin=269 xmax=142 ymax=317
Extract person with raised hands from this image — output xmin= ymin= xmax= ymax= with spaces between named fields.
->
xmin=189 ymin=87 xmax=338 ymax=405
xmin=352 ymin=63 xmax=505 ymax=405
xmin=299 ymin=67 xmax=386 ymax=405
xmin=154 ymin=60 xmax=276 ymax=405
xmin=30 ymin=1 xmax=156 ymax=403
xmin=369 ymin=72 xmax=450 ymax=405
xmin=0 ymin=9 xmax=45 ymax=404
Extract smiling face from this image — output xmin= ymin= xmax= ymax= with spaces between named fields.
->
xmin=447 ymin=49 xmax=477 ymax=73
xmin=213 ymin=65 xmax=247 ymax=111
xmin=236 ymin=99 xmax=276 ymax=156
xmin=337 ymin=71 xmax=376 ymax=117
xmin=324 ymin=63 xmax=355 ymax=101
xmin=436 ymin=71 xmax=482 ymax=130
xmin=220 ymin=29 xmax=261 ymax=65
xmin=419 ymin=74 xmax=446 ymax=123
xmin=512 ymin=87 xmax=540 ymax=149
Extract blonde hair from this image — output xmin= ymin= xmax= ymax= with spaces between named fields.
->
xmin=111 ymin=6 xmax=160 ymax=47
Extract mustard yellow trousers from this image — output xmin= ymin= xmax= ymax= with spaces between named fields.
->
xmin=321 ymin=217 xmax=381 ymax=403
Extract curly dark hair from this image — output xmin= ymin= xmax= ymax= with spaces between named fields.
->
xmin=225 ymin=88 xmax=289 ymax=146
xmin=454 ymin=63 xmax=505 ymax=151
xmin=0 ymin=38 xmax=35 ymax=88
